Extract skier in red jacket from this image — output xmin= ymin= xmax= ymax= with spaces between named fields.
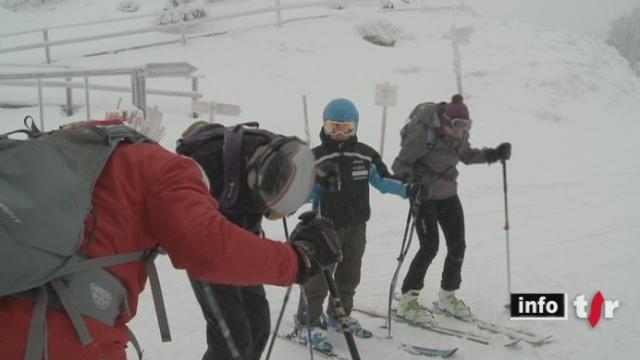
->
xmin=0 ymin=119 xmax=340 ymax=360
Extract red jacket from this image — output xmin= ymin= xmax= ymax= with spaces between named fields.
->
xmin=0 ymin=142 xmax=300 ymax=360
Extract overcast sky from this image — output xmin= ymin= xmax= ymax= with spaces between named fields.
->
xmin=468 ymin=0 xmax=640 ymax=37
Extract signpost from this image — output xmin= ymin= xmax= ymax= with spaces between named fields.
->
xmin=191 ymin=100 xmax=242 ymax=123
xmin=445 ymin=26 xmax=474 ymax=96
xmin=374 ymin=82 xmax=397 ymax=158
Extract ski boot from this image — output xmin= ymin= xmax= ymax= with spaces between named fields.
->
xmin=325 ymin=314 xmax=373 ymax=338
xmin=291 ymin=319 xmax=334 ymax=354
xmin=397 ymin=290 xmax=436 ymax=325
xmin=434 ymin=289 xmax=472 ymax=320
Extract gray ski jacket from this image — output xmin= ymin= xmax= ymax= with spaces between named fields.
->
xmin=393 ymin=103 xmax=490 ymax=199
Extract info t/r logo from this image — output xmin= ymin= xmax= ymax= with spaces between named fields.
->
xmin=510 ymin=291 xmax=620 ymax=328
xmin=510 ymin=293 xmax=567 ymax=320
xmin=574 ymin=291 xmax=619 ymax=328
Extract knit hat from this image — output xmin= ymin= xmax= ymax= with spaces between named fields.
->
xmin=445 ymin=94 xmax=470 ymax=120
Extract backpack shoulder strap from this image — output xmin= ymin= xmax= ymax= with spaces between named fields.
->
xmin=218 ymin=125 xmax=246 ymax=210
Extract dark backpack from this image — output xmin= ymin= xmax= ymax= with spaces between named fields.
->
xmin=391 ymin=102 xmax=441 ymax=181
xmin=0 ymin=118 xmax=168 ymax=360
xmin=176 ymin=122 xmax=277 ymax=226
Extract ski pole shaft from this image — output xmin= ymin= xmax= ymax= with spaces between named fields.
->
xmin=300 ymin=287 xmax=315 ymax=359
xmin=265 ymin=218 xmax=295 ymax=360
xmin=387 ymin=187 xmax=421 ymax=338
xmin=386 ymin=206 xmax=413 ymax=337
xmin=193 ymin=281 xmax=242 ymax=360
xmin=501 ymin=160 xmax=512 ymax=302
xmin=265 ymin=285 xmax=292 ymax=360
xmin=324 ymin=269 xmax=361 ymax=360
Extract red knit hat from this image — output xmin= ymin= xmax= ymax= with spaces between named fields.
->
xmin=445 ymin=94 xmax=469 ymax=119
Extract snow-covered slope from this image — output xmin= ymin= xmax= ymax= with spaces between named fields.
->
xmin=1 ymin=1 xmax=639 ymax=359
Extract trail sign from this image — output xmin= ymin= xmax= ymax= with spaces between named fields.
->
xmin=143 ymin=62 xmax=197 ymax=78
xmin=374 ymin=82 xmax=398 ymax=107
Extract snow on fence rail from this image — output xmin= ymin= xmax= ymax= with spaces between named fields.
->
xmin=0 ymin=0 xmax=366 ymax=63
xmin=0 ymin=62 xmax=201 ymax=131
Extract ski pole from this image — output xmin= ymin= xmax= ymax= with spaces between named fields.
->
xmin=189 ymin=278 xmax=242 ymax=360
xmin=324 ymin=269 xmax=361 ymax=360
xmin=265 ymin=218 xmax=299 ymax=360
xmin=501 ymin=160 xmax=512 ymax=307
xmin=264 ymin=284 xmax=292 ymax=360
xmin=386 ymin=186 xmax=421 ymax=339
xmin=300 ymin=287 xmax=315 ymax=359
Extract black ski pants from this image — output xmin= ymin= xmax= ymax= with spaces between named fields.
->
xmin=401 ymin=195 xmax=466 ymax=293
xmin=190 ymin=279 xmax=270 ymax=360
xmin=296 ymin=222 xmax=367 ymax=325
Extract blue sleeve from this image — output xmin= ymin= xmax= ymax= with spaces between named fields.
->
xmin=308 ymin=182 xmax=322 ymax=211
xmin=369 ymin=164 xmax=408 ymax=199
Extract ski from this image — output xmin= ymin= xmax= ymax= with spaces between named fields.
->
xmin=352 ymin=307 xmax=506 ymax=346
xmin=324 ymin=317 xmax=459 ymax=358
xmin=276 ymin=333 xmax=349 ymax=360
xmin=430 ymin=304 xmax=554 ymax=346
xmin=400 ymin=343 xmax=458 ymax=358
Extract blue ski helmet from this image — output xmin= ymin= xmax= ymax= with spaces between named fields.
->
xmin=323 ymin=98 xmax=359 ymax=123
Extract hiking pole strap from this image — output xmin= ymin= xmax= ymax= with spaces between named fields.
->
xmin=24 ymin=287 xmax=48 ymax=360
xmin=144 ymin=252 xmax=172 ymax=342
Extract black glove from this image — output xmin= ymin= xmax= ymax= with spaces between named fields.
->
xmin=405 ymin=183 xmax=422 ymax=202
xmin=485 ymin=142 xmax=512 ymax=163
xmin=496 ymin=142 xmax=511 ymax=161
xmin=290 ymin=211 xmax=342 ymax=284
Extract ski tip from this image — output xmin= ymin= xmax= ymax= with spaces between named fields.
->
xmin=443 ymin=348 xmax=458 ymax=358
xmin=504 ymin=338 xmax=522 ymax=348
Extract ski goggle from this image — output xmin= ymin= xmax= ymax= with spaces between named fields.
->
xmin=323 ymin=120 xmax=357 ymax=137
xmin=450 ymin=118 xmax=473 ymax=131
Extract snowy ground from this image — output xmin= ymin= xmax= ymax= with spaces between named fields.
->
xmin=1 ymin=1 xmax=639 ymax=359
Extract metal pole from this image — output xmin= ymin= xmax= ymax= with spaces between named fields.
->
xmin=264 ymin=286 xmax=293 ymax=360
xmin=37 ymin=78 xmax=44 ymax=131
xmin=501 ymin=160 xmax=512 ymax=307
xmin=275 ymin=0 xmax=283 ymax=26
xmin=65 ymin=77 xmax=73 ymax=116
xmin=180 ymin=10 xmax=187 ymax=45
xmin=450 ymin=27 xmax=463 ymax=96
xmin=140 ymin=75 xmax=147 ymax=120
xmin=379 ymin=105 xmax=388 ymax=158
xmin=42 ymin=29 xmax=51 ymax=64
xmin=191 ymin=77 xmax=199 ymax=118
xmin=302 ymin=95 xmax=311 ymax=146
xmin=84 ymin=76 xmax=90 ymax=120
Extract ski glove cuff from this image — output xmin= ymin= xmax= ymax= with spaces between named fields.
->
xmin=290 ymin=211 xmax=342 ymax=284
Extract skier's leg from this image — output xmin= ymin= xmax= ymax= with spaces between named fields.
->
xmin=242 ymin=285 xmax=271 ymax=360
xmin=437 ymin=195 xmax=466 ymax=291
xmin=400 ymin=200 xmax=440 ymax=294
xmin=330 ymin=223 xmax=366 ymax=317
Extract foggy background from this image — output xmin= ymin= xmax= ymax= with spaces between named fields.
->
xmin=468 ymin=0 xmax=640 ymax=37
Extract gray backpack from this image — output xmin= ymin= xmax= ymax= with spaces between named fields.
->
xmin=391 ymin=102 xmax=440 ymax=181
xmin=0 ymin=118 xmax=169 ymax=360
